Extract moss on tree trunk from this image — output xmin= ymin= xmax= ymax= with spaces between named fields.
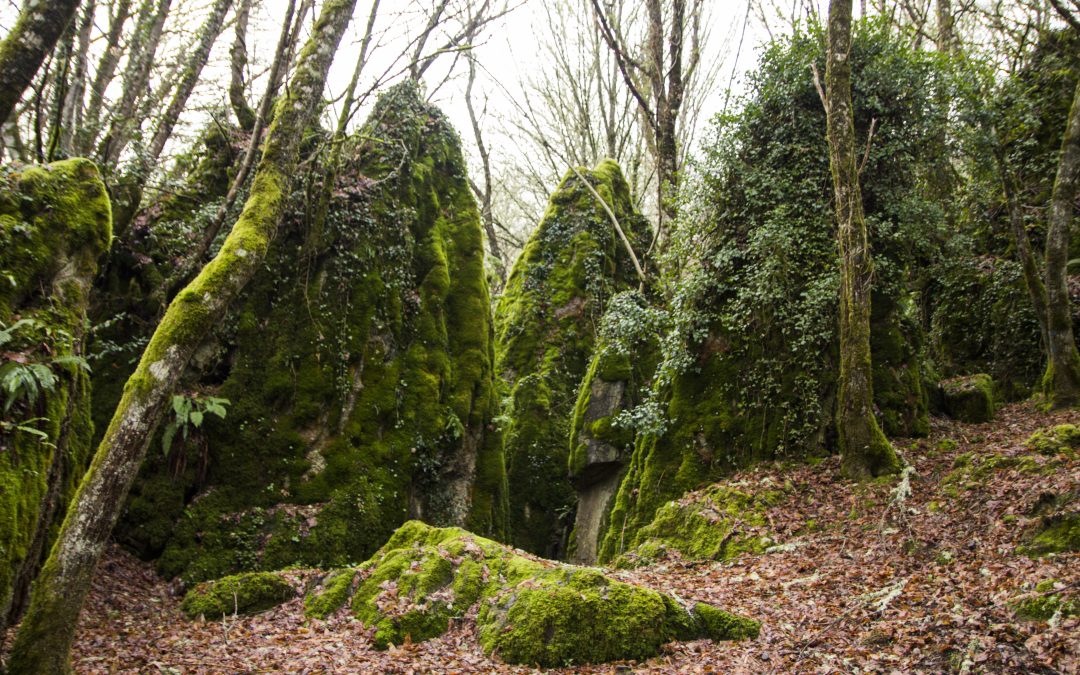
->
xmin=825 ymin=0 xmax=901 ymax=480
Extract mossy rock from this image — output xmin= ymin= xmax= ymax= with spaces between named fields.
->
xmin=181 ymin=571 xmax=295 ymax=619
xmin=111 ymin=83 xmax=507 ymax=583
xmin=0 ymin=159 xmax=111 ymax=628
xmin=941 ymin=374 xmax=996 ymax=423
xmin=1025 ymin=424 xmax=1080 ymax=458
xmin=1010 ymin=579 xmax=1078 ymax=620
xmin=304 ymin=520 xmax=758 ymax=667
xmin=1020 ymin=511 xmax=1080 ymax=557
xmin=613 ymin=484 xmax=783 ymax=567
xmin=942 ymin=452 xmax=1055 ymax=497
xmin=494 ymin=161 xmax=649 ymax=556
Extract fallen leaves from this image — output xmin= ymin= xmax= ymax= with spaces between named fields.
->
xmin=3 ymin=402 xmax=1075 ymax=673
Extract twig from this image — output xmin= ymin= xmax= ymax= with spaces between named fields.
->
xmin=858 ymin=118 xmax=878 ymax=175
xmin=810 ymin=62 xmax=827 ymax=112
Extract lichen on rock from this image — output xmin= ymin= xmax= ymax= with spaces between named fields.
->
xmin=302 ymin=520 xmax=758 ymax=667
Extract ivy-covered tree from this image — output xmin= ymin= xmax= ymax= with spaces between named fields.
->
xmin=824 ymin=0 xmax=902 ymax=478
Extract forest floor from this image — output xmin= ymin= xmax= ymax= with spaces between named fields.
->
xmin=31 ymin=402 xmax=1080 ymax=673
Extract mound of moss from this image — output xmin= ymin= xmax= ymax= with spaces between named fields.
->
xmin=1025 ymin=424 xmax=1080 ymax=458
xmin=612 ymin=484 xmax=784 ymax=568
xmin=0 ymin=159 xmax=111 ymax=630
xmin=303 ymin=520 xmax=758 ymax=667
xmin=181 ymin=571 xmax=294 ymax=619
xmin=1010 ymin=579 xmax=1078 ymax=621
xmin=494 ymin=160 xmax=649 ymax=556
xmin=1020 ymin=512 xmax=1080 ymax=557
xmin=941 ymin=374 xmax=996 ymax=423
xmin=111 ymin=82 xmax=506 ymax=583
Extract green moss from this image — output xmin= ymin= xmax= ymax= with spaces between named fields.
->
xmin=1025 ymin=424 xmax=1080 ymax=458
xmin=112 ymin=83 xmax=506 ymax=582
xmin=0 ymin=159 xmax=111 ymax=626
xmin=181 ymin=571 xmax=294 ymax=619
xmin=1010 ymin=580 xmax=1078 ymax=620
xmin=612 ymin=485 xmax=781 ymax=566
xmin=941 ymin=374 xmax=996 ymax=423
xmin=317 ymin=520 xmax=756 ymax=666
xmin=1020 ymin=512 xmax=1080 ymax=557
xmin=494 ymin=162 xmax=649 ymax=556
xmin=943 ymin=452 xmax=1054 ymax=496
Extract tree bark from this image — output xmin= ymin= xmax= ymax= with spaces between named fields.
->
xmin=230 ymin=0 xmax=257 ymax=131
xmin=6 ymin=0 xmax=358 ymax=670
xmin=1042 ymin=77 xmax=1080 ymax=408
xmin=825 ymin=0 xmax=901 ymax=479
xmin=0 ymin=0 xmax=84 ymax=126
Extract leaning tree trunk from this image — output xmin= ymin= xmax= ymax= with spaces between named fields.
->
xmin=229 ymin=0 xmax=257 ymax=131
xmin=6 ymin=0 xmax=358 ymax=670
xmin=825 ymin=0 xmax=901 ymax=479
xmin=0 ymin=0 xmax=83 ymax=126
xmin=1042 ymin=77 xmax=1080 ymax=408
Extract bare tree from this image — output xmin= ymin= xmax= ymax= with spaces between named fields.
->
xmin=589 ymin=0 xmax=709 ymax=248
xmin=822 ymin=0 xmax=902 ymax=479
xmin=6 ymin=0 xmax=359 ymax=669
xmin=0 ymin=0 xmax=84 ymax=126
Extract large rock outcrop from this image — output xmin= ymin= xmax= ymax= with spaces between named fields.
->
xmin=596 ymin=23 xmax=941 ymax=562
xmin=106 ymin=83 xmax=506 ymax=583
xmin=494 ymin=160 xmax=649 ymax=557
xmin=0 ymin=159 xmax=111 ymax=629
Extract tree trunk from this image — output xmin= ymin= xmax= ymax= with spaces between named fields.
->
xmin=0 ymin=0 xmax=83 ymax=126
xmin=825 ymin=0 xmax=901 ymax=479
xmin=6 ymin=0 xmax=358 ymax=670
xmin=230 ymin=0 xmax=257 ymax=131
xmin=1042 ymin=77 xmax=1080 ymax=408
xmin=76 ymin=0 xmax=133 ymax=154
xmin=95 ymin=0 xmax=173 ymax=168
xmin=994 ymin=146 xmax=1050 ymax=350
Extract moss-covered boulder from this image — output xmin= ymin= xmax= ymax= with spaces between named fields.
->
xmin=303 ymin=520 xmax=758 ymax=667
xmin=0 ymin=159 xmax=111 ymax=630
xmin=494 ymin=161 xmax=649 ymax=557
xmin=613 ymin=484 xmax=784 ymax=568
xmin=595 ymin=24 xmax=940 ymax=563
xmin=941 ymin=374 xmax=996 ymax=423
xmin=929 ymin=258 xmax=1044 ymax=401
xmin=181 ymin=571 xmax=294 ymax=618
xmin=567 ymin=292 xmax=662 ymax=564
xmin=110 ymin=83 xmax=506 ymax=583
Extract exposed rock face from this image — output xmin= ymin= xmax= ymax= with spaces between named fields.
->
xmin=566 ymin=291 xmax=660 ymax=564
xmin=494 ymin=161 xmax=649 ymax=557
xmin=107 ymin=83 xmax=506 ymax=583
xmin=300 ymin=520 xmax=759 ymax=667
xmin=0 ymin=159 xmax=112 ymax=629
